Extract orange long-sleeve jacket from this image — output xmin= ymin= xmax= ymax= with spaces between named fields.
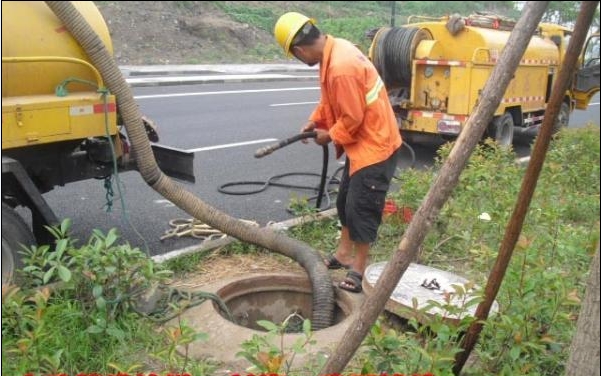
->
xmin=309 ymin=36 xmax=402 ymax=176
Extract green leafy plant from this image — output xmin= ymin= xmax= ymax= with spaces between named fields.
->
xmin=3 ymin=223 xmax=215 ymax=374
xmin=236 ymin=316 xmax=325 ymax=374
xmin=151 ymin=309 xmax=210 ymax=374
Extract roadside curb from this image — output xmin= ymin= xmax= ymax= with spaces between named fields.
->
xmin=120 ymin=64 xmax=317 ymax=77
xmin=126 ymin=73 xmax=318 ymax=88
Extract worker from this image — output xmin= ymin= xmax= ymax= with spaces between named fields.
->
xmin=274 ymin=12 xmax=402 ymax=293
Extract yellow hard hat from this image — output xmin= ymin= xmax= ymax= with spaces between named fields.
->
xmin=274 ymin=12 xmax=316 ymax=56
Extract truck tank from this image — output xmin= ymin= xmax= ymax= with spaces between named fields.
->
xmin=371 ymin=21 xmax=559 ymax=90
xmin=2 ymin=1 xmax=113 ymax=97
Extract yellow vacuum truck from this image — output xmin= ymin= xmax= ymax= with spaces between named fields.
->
xmin=368 ymin=13 xmax=600 ymax=146
xmin=2 ymin=2 xmax=194 ymax=284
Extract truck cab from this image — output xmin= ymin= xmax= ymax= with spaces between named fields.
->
xmin=573 ymin=32 xmax=600 ymax=109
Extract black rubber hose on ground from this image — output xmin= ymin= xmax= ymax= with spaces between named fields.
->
xmin=45 ymin=1 xmax=335 ymax=329
xmin=252 ymin=131 xmax=329 ymax=210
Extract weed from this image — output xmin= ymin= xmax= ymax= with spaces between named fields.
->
xmin=2 ymin=223 xmax=216 ymax=374
xmin=236 ymin=317 xmax=326 ymax=375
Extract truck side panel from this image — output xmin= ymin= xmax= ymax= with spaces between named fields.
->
xmin=2 ymin=94 xmax=117 ymax=150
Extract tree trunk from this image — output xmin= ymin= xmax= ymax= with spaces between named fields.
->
xmin=320 ymin=1 xmax=550 ymax=373
xmin=565 ymin=245 xmax=600 ymax=376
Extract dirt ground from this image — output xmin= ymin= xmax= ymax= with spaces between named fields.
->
xmin=96 ymin=1 xmax=278 ymax=65
xmin=170 ymin=251 xmax=306 ymax=288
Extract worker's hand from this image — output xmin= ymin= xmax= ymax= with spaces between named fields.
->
xmin=314 ymin=128 xmax=331 ymax=146
xmin=300 ymin=121 xmax=317 ymax=144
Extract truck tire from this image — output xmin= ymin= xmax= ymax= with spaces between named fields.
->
xmin=488 ymin=113 xmax=514 ymax=149
xmin=2 ymin=202 xmax=36 ymax=285
xmin=552 ymin=102 xmax=570 ymax=134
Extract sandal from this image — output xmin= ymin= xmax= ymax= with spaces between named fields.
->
xmin=339 ymin=270 xmax=363 ymax=293
xmin=324 ymin=254 xmax=351 ymax=270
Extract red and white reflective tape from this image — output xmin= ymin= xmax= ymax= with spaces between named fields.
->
xmin=522 ymin=59 xmax=558 ymax=65
xmin=416 ymin=58 xmax=558 ymax=66
xmin=70 ymin=103 xmax=116 ymax=116
xmin=410 ymin=110 xmax=468 ymax=122
xmin=415 ymin=59 xmax=467 ymax=67
xmin=93 ymin=103 xmax=116 ymax=113
xmin=501 ymin=96 xmax=544 ymax=104
xmin=490 ymin=58 xmax=558 ymax=65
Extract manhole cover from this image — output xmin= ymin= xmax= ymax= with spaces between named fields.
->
xmin=363 ymin=262 xmax=499 ymax=323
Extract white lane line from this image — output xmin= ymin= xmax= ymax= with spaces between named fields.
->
xmin=589 ymin=102 xmax=599 ymax=106
xmin=270 ymin=101 xmax=319 ymax=107
xmin=134 ymin=87 xmax=319 ymax=99
xmin=186 ymin=138 xmax=277 ymax=153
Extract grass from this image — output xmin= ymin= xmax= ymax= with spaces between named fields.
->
xmin=212 ymin=1 xmax=519 ymax=61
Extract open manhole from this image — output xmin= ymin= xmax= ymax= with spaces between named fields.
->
xmin=174 ymin=272 xmax=363 ymax=368
xmin=214 ymin=273 xmax=350 ymax=331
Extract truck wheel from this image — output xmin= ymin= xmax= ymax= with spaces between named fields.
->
xmin=552 ymin=102 xmax=570 ymax=134
xmin=488 ymin=113 xmax=514 ymax=149
xmin=2 ymin=202 xmax=36 ymax=285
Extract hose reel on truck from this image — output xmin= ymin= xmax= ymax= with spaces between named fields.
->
xmin=370 ymin=26 xmax=433 ymax=89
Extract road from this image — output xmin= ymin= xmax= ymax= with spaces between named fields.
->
xmin=42 ymin=81 xmax=599 ymax=257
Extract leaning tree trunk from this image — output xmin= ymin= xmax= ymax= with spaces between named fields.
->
xmin=454 ymin=2 xmax=599 ymax=373
xmin=320 ymin=1 xmax=550 ymax=373
xmin=565 ymin=244 xmax=600 ymax=376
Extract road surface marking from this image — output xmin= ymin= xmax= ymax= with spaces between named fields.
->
xmin=270 ymin=101 xmax=319 ymax=107
xmin=186 ymin=138 xmax=277 ymax=153
xmin=134 ymin=87 xmax=318 ymax=99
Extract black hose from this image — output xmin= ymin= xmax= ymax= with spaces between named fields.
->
xmin=254 ymin=131 xmax=317 ymax=158
xmin=220 ymin=133 xmax=417 ymax=206
xmin=219 ymin=132 xmax=341 ymax=212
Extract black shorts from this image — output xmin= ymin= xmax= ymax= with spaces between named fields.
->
xmin=336 ymin=149 xmax=400 ymax=243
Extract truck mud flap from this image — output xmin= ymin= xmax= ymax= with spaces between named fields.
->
xmin=151 ymin=144 xmax=196 ymax=184
xmin=2 ymin=156 xmax=59 ymax=243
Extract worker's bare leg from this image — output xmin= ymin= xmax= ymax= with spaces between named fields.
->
xmin=333 ymin=226 xmax=354 ymax=265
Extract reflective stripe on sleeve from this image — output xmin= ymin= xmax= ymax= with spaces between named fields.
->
xmin=365 ymin=76 xmax=384 ymax=106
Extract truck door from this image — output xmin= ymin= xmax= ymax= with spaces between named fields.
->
xmin=573 ymin=33 xmax=600 ymax=109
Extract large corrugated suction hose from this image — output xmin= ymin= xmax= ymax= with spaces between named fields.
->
xmin=45 ymin=1 xmax=335 ymax=329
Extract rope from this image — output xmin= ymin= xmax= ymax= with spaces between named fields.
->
xmin=55 ymin=77 xmax=100 ymax=97
xmin=56 ymin=76 xmax=152 ymax=254
xmin=160 ymin=218 xmax=259 ymax=241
